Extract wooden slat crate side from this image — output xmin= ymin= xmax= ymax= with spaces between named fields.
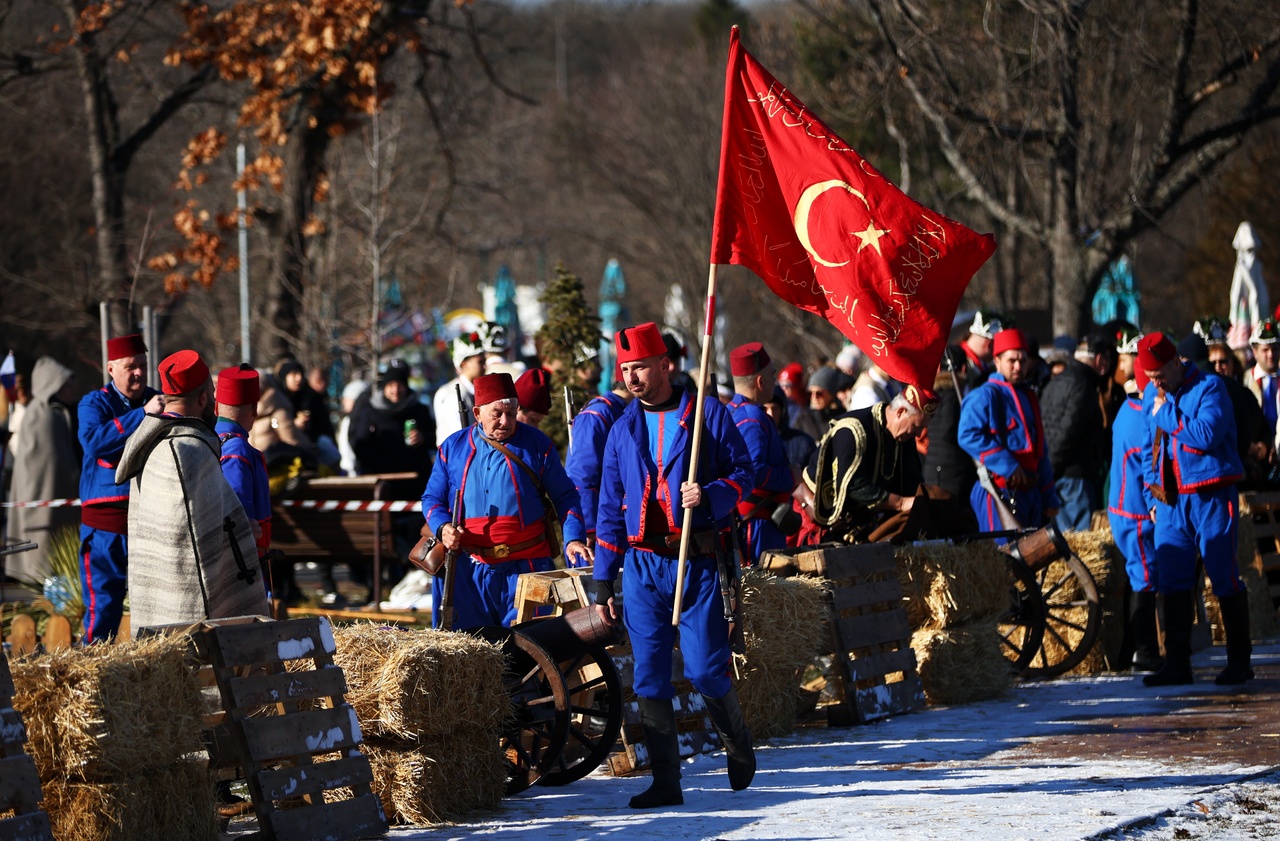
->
xmin=852 ymin=676 xmax=926 ymax=723
xmin=831 ymin=580 xmax=907 ymax=612
xmin=822 ymin=545 xmax=898 ymax=583
xmin=0 ymin=755 xmax=43 ymax=816
xmin=256 ymin=754 xmax=374 ymax=802
xmin=0 ymin=811 xmax=53 ymax=841
xmin=835 ymin=611 xmax=913 ymax=651
xmin=240 ymin=706 xmax=364 ymax=764
xmin=209 ymin=617 xmax=331 ymax=667
xmin=0 ymin=655 xmax=14 ymax=701
xmin=1244 ymin=491 xmax=1280 ymax=509
xmin=843 ymin=647 xmax=919 ymax=684
xmin=1261 ymin=552 xmax=1280 ymax=574
xmin=264 ymin=792 xmax=386 ymax=841
xmin=0 ymin=708 xmax=27 ymax=754
xmin=226 ymin=665 xmax=348 ymax=709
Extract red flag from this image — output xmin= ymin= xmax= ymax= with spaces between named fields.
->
xmin=711 ymin=28 xmax=996 ymax=389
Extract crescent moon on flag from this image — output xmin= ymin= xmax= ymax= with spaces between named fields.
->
xmin=792 ymin=179 xmax=872 ymax=269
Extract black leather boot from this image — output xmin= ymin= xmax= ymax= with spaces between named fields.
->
xmin=1214 ymin=590 xmax=1254 ymax=686
xmin=629 ymin=697 xmax=683 ymax=808
xmin=1144 ymin=591 xmax=1194 ymax=687
xmin=1129 ymin=591 xmax=1163 ymax=672
xmin=703 ymin=689 xmax=756 ymax=791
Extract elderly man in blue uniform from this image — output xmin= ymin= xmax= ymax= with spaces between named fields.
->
xmin=423 ymin=372 xmax=590 ymax=629
xmin=1107 ymin=366 xmax=1161 ymax=671
xmin=727 ymin=342 xmax=794 ymax=564
xmin=1138 ymin=332 xmax=1253 ymax=687
xmin=565 ymin=363 xmax=631 ymax=549
xmin=958 ymin=328 xmax=1059 ymax=533
xmin=215 ymin=365 xmax=272 ymax=563
xmin=591 ymin=321 xmax=756 ymax=809
xmin=76 ymin=334 xmax=164 ymax=642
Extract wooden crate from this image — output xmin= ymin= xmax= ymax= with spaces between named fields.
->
xmin=142 ymin=616 xmax=386 ymax=841
xmin=512 ymin=568 xmax=593 ymax=623
xmin=604 ymin=647 xmax=721 ymax=776
xmin=1244 ymin=490 xmax=1280 ymax=608
xmin=763 ymin=543 xmax=924 ymax=726
xmin=0 ymin=653 xmax=53 ymax=841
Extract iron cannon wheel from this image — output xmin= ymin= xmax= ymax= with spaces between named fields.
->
xmin=537 ymin=648 xmax=624 ymax=787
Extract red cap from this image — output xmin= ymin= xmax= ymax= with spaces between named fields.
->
xmin=1134 ymin=367 xmax=1149 ymax=392
xmin=992 ymin=328 xmax=1027 ymax=357
xmin=515 ymin=368 xmax=552 ymax=415
xmin=106 ymin=334 xmax=147 ymax=361
xmin=615 ymin=322 xmax=667 ymax=365
xmin=1137 ymin=331 xmax=1177 ymax=372
xmin=473 ymin=372 xmax=518 ymax=407
xmin=730 ymin=342 xmax=771 ymax=377
xmin=216 ymin=364 xmax=260 ymax=406
xmin=158 ymin=349 xmax=210 ymax=396
xmin=902 ymin=384 xmax=940 ymax=416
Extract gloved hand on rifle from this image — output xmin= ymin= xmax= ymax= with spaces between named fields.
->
xmin=592 ymin=578 xmax=620 ymax=627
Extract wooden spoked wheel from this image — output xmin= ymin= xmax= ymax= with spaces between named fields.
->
xmin=998 ymin=557 xmax=1046 ymax=674
xmin=1018 ymin=553 xmax=1102 ymax=679
xmin=537 ymin=649 xmax=623 ymax=787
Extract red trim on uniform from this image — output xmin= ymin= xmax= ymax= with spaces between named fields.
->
xmin=597 ymin=537 xmax=623 ymax=554
xmin=112 ymin=417 xmax=125 ymax=434
xmin=220 ymin=454 xmax=253 ymax=466
xmin=96 ymin=459 xmax=115 ymax=469
xmin=81 ymin=505 xmax=128 ymax=533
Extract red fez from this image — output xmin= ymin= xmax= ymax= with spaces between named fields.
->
xmin=992 ymin=328 xmax=1027 ymax=357
xmin=106 ymin=334 xmax=147 ymax=361
xmin=1137 ymin=331 xmax=1177 ymax=372
xmin=730 ymin=342 xmax=771 ymax=377
xmin=473 ymin=372 xmax=517 ymax=407
xmin=1134 ymin=367 xmax=1149 ymax=393
xmin=615 ymin=322 xmax=667 ymax=365
xmin=515 ymin=367 xmax=552 ymax=415
xmin=902 ymin=384 xmax=940 ymax=416
xmin=216 ymin=364 xmax=260 ymax=406
xmin=158 ymin=349 xmax=210 ymax=396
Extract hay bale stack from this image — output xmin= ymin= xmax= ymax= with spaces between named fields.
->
xmin=329 ymin=625 xmax=508 ymax=825
xmin=894 ymin=541 xmax=1008 ymax=632
xmin=1213 ymin=502 xmax=1280 ymax=641
xmin=910 ymin=623 xmax=1011 ymax=705
xmin=41 ymin=760 xmax=215 ymax=841
xmin=733 ymin=570 xmax=828 ymax=738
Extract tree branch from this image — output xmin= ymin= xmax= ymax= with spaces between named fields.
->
xmin=112 ymin=64 xmax=214 ymax=171
xmin=462 ymin=6 xmax=537 ymax=106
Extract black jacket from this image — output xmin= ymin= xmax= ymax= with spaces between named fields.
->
xmin=1039 ymin=360 xmax=1104 ymax=481
xmin=348 ymin=388 xmax=435 ymax=499
xmin=920 ymin=374 xmax=976 ymax=497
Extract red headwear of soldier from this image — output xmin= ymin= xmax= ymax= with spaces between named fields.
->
xmin=992 ymin=328 xmax=1027 ymax=357
xmin=473 ymin=372 xmax=518 ymax=407
xmin=1137 ymin=332 xmax=1177 ymax=373
xmin=106 ymin=334 xmax=147 ymax=361
xmin=615 ymin=322 xmax=667 ymax=364
xmin=216 ymin=364 xmax=260 ymax=407
xmin=158 ymin=350 xmax=210 ymax=396
xmin=729 ymin=342 xmax=771 ymax=377
xmin=514 ymin=368 xmax=552 ymax=415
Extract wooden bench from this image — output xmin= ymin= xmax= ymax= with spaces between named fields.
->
xmin=1242 ymin=490 xmax=1280 ymax=609
xmin=269 ymin=473 xmax=417 ymax=606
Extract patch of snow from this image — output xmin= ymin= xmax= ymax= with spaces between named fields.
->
xmin=278 ymin=636 xmax=316 ymax=660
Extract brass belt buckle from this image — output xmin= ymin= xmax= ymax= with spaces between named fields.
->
xmin=492 ymin=543 xmax=510 ymax=559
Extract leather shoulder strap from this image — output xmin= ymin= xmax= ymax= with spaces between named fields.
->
xmin=481 ymin=434 xmax=545 ymax=494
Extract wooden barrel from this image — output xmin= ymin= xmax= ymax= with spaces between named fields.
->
xmin=1006 ymin=522 xmax=1072 ymax=572
xmin=514 ymin=607 xmax=624 ymax=662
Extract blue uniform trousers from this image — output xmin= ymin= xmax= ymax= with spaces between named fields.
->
xmin=1153 ymin=486 xmax=1244 ymax=597
xmin=739 ymin=517 xmax=785 ymax=566
xmin=969 ymin=482 xmax=1044 ymax=542
xmin=623 ymin=548 xmax=732 ymax=700
xmin=1108 ymin=511 xmax=1156 ymax=594
xmin=432 ymin=555 xmax=555 ymax=630
xmin=79 ymin=526 xmax=127 ymax=643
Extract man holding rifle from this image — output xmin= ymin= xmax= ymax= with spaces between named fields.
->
xmin=421 ymin=372 xmax=590 ymax=629
xmin=591 ymin=321 xmax=756 ymax=809
xmin=958 ymin=328 xmax=1059 ymax=534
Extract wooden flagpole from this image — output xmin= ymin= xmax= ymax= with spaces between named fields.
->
xmin=671 ymin=262 xmax=720 ymax=626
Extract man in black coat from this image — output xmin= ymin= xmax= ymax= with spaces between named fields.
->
xmin=1040 ymin=340 xmax=1106 ymax=532
xmin=349 ymin=359 xmax=435 ymax=500
xmin=921 ymin=346 xmax=976 ymax=498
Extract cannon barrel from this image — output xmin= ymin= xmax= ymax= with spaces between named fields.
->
xmin=513 ymin=607 xmax=624 ymax=662
xmin=1005 ymin=522 xmax=1072 ymax=573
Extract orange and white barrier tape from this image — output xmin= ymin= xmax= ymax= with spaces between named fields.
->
xmin=2 ymin=498 xmax=423 ymax=512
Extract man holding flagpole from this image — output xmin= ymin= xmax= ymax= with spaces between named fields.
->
xmin=592 ymin=321 xmax=756 ymax=808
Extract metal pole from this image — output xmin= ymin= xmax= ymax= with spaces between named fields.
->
xmin=149 ymin=307 xmax=160 ymax=389
xmin=99 ymin=301 xmax=110 ymax=384
xmin=237 ymin=143 xmax=251 ymax=364
xmin=142 ymin=306 xmax=155 ymax=391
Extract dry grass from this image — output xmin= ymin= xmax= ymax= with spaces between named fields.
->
xmin=340 ymin=737 xmax=506 ymax=826
xmin=1205 ymin=502 xmax=1280 ymax=643
xmin=911 ymin=622 xmax=1011 ymax=705
xmin=10 ymin=634 xmax=204 ymax=781
xmin=41 ymin=760 xmax=217 ymax=841
xmin=895 ymin=542 xmax=1008 ymax=631
xmin=732 ymin=570 xmax=829 ymax=738
xmin=374 ymin=631 xmax=509 ymax=740
xmin=329 ymin=624 xmax=411 ymax=729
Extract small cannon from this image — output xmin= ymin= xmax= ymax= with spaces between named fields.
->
xmin=469 ymin=607 xmax=626 ymax=794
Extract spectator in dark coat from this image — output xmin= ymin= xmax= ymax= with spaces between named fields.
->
xmin=1040 ymin=348 xmax=1105 ymax=532
xmin=349 ymin=359 xmax=435 ymax=501
xmin=921 ymin=347 xmax=976 ymax=498
xmin=764 ymin=386 xmax=816 ymax=473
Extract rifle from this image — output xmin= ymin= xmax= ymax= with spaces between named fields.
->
xmin=720 ymin=519 xmax=747 ymax=660
xmin=437 ymin=488 xmax=463 ymax=631
xmin=563 ymin=386 xmax=576 ymax=447
xmin=944 ymin=352 xmax=1022 ymax=531
xmin=456 ymin=383 xmax=468 ymax=431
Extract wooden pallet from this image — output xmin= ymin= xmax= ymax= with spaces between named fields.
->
xmin=0 ymin=653 xmax=53 ymax=841
xmin=763 ymin=543 xmax=925 ymax=726
xmin=604 ymin=647 xmax=721 ymax=776
xmin=1244 ymin=491 xmax=1280 ymax=609
xmin=141 ymin=616 xmax=386 ymax=841
xmin=512 ymin=568 xmax=593 ymax=623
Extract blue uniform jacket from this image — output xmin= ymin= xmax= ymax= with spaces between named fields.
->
xmin=1143 ymin=362 xmax=1243 ymax=494
xmin=727 ymin=394 xmax=794 ymax=517
xmin=216 ymin=418 xmax=272 ymax=524
xmin=1108 ymin=392 xmax=1154 ymax=520
xmin=565 ymin=391 xmax=627 ymax=536
xmin=957 ymin=373 xmax=1058 ymax=508
xmin=77 ymin=382 xmax=159 ymax=507
xmin=594 ymin=390 xmax=753 ymax=582
xmin=423 ymin=423 xmax=585 ymax=558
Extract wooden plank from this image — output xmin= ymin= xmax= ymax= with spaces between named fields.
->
xmin=852 ymin=675 xmax=926 ymax=723
xmin=210 ymin=617 xmax=329 ymax=667
xmin=835 ymin=610 xmax=913 ymax=651
xmin=40 ymin=616 xmax=72 ymax=652
xmin=240 ymin=706 xmax=363 ymax=763
xmin=0 ymin=654 xmax=14 ymax=699
xmin=1 ymin=708 xmax=27 ymax=750
xmin=0 ymin=755 xmax=43 ymax=815
xmin=256 ymin=754 xmax=374 ymax=802
xmin=264 ymin=792 xmax=386 ymax=841
xmin=845 ymin=647 xmax=919 ymax=683
xmin=823 ymin=544 xmax=898 ymax=583
xmin=226 ymin=666 xmax=348 ymax=709
xmin=1260 ymin=553 xmax=1280 ymax=573
xmin=1244 ymin=491 xmax=1280 ymax=508
xmin=0 ymin=811 xmax=53 ymax=841
xmin=831 ymin=580 xmax=907 ymax=612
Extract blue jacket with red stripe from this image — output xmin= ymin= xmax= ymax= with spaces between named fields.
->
xmin=1143 ymin=361 xmax=1242 ymax=494
xmin=77 ymin=382 xmax=159 ymax=508
xmin=564 ymin=391 xmax=627 ymax=536
xmin=1108 ymin=391 xmax=1154 ymax=519
xmin=727 ymin=394 xmax=794 ymax=517
xmin=216 ymin=418 xmax=272 ymax=553
xmin=957 ymin=373 xmax=1059 ymax=508
xmin=423 ymin=423 xmax=585 ymax=559
xmin=594 ymin=389 xmax=753 ymax=582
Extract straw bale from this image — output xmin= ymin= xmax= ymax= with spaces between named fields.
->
xmin=10 ymin=634 xmax=204 ymax=781
xmin=41 ymin=760 xmax=216 ymax=841
xmin=374 ymin=631 xmax=509 ymax=740
xmin=329 ymin=623 xmax=410 ymax=727
xmin=895 ymin=541 xmax=1008 ymax=631
xmin=910 ymin=622 xmax=1010 ymax=705
xmin=733 ymin=570 xmax=829 ymax=738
